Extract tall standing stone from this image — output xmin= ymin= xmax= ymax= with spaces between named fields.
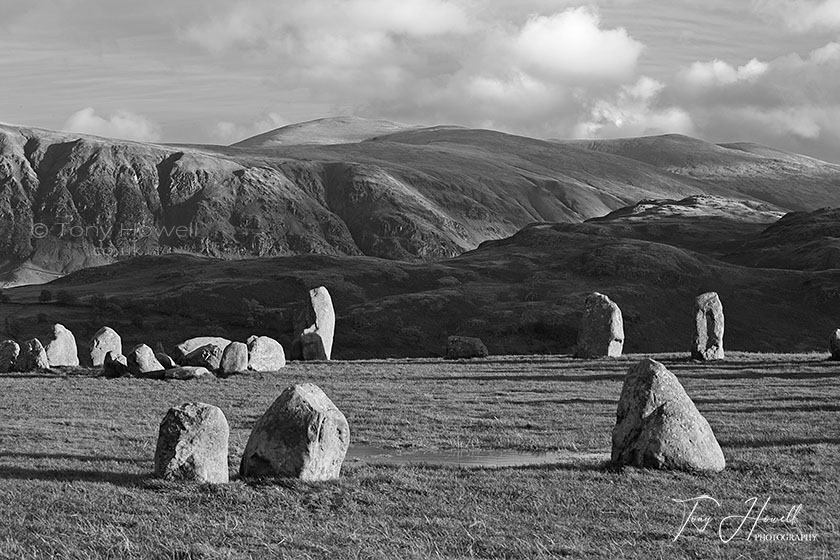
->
xmin=44 ymin=324 xmax=79 ymax=367
xmin=240 ymin=383 xmax=350 ymax=481
xmin=611 ymin=358 xmax=725 ymax=473
xmin=154 ymin=402 xmax=230 ymax=483
xmin=16 ymin=339 xmax=50 ymax=371
xmin=295 ymin=287 xmax=335 ymax=360
xmin=829 ymin=329 xmax=840 ymax=360
xmin=574 ymin=292 xmax=624 ymax=358
xmin=0 ymin=340 xmax=20 ymax=373
xmin=89 ymin=327 xmax=122 ymax=367
xmin=691 ymin=292 xmax=725 ymax=361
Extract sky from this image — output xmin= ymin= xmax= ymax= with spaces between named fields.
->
xmin=1 ymin=0 xmax=839 ymax=162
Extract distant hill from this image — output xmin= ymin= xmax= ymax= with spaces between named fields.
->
xmin=3 ymin=119 xmax=840 ymax=287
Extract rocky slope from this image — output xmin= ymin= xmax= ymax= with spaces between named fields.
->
xmin=3 ymin=118 xmax=840 ymax=287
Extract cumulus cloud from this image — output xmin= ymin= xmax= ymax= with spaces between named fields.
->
xmin=63 ymin=108 xmax=161 ymax=142
xmin=678 ymin=58 xmax=768 ymax=88
xmin=753 ymin=0 xmax=840 ymax=31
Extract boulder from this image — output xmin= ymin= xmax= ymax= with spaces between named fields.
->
xmin=154 ymin=402 xmax=229 ymax=484
xmin=89 ymin=327 xmax=122 ymax=367
xmin=127 ymin=344 xmax=165 ymax=377
xmin=574 ymin=292 xmax=624 ymax=358
xmin=294 ymin=286 xmax=335 ymax=360
xmin=16 ymin=339 xmax=50 ymax=371
xmin=830 ymin=329 xmax=840 ymax=360
xmin=164 ymin=366 xmax=215 ymax=381
xmin=240 ymin=383 xmax=350 ymax=481
xmin=102 ymin=351 xmax=129 ymax=378
xmin=219 ymin=342 xmax=249 ymax=375
xmin=691 ymin=292 xmax=725 ymax=361
xmin=183 ymin=343 xmax=223 ymax=371
xmin=44 ymin=323 xmax=79 ymax=367
xmin=0 ymin=340 xmax=20 ymax=373
xmin=156 ymin=352 xmax=178 ymax=369
xmin=445 ymin=336 xmax=489 ymax=359
xmin=173 ymin=337 xmax=232 ymax=362
xmin=301 ymin=333 xmax=327 ymax=361
xmin=247 ymin=336 xmax=286 ymax=371
xmin=611 ymin=358 xmax=725 ymax=473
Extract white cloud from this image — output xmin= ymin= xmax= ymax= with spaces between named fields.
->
xmin=753 ymin=0 xmax=840 ymax=31
xmin=678 ymin=58 xmax=768 ymax=89
xmin=63 ymin=108 xmax=161 ymax=142
xmin=212 ymin=112 xmax=287 ymax=144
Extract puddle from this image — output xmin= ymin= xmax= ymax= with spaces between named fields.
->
xmin=346 ymin=445 xmax=610 ymax=468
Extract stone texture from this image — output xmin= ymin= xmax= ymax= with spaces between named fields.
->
xmin=830 ymin=329 xmax=840 ymax=360
xmin=247 ymin=336 xmax=286 ymax=371
xmin=219 ymin=342 xmax=249 ymax=375
xmin=691 ymin=292 xmax=725 ymax=361
xmin=240 ymin=383 xmax=350 ymax=481
xmin=154 ymin=402 xmax=229 ymax=483
xmin=173 ymin=337 xmax=232 ymax=362
xmin=183 ymin=344 xmax=223 ymax=371
xmin=0 ymin=340 xmax=20 ymax=373
xmin=89 ymin=327 xmax=121 ymax=367
xmin=301 ymin=333 xmax=327 ymax=361
xmin=156 ymin=352 xmax=178 ymax=369
xmin=127 ymin=344 xmax=165 ymax=377
xmin=164 ymin=366 xmax=215 ymax=380
xmin=102 ymin=351 xmax=129 ymax=378
xmin=611 ymin=358 xmax=725 ymax=473
xmin=295 ymin=287 xmax=335 ymax=360
xmin=44 ymin=323 xmax=79 ymax=367
xmin=16 ymin=339 xmax=50 ymax=371
xmin=445 ymin=336 xmax=489 ymax=359
xmin=574 ymin=292 xmax=624 ymax=358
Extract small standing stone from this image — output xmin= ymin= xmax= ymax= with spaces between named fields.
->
xmin=127 ymin=344 xmax=165 ymax=377
xmin=445 ymin=336 xmax=489 ymax=359
xmin=691 ymin=292 xmax=725 ymax=361
xmin=574 ymin=292 xmax=624 ymax=358
xmin=240 ymin=383 xmax=350 ymax=481
xmin=16 ymin=339 xmax=50 ymax=371
xmin=44 ymin=324 xmax=79 ymax=367
xmin=183 ymin=344 xmax=223 ymax=371
xmin=611 ymin=358 xmax=725 ymax=473
xmin=247 ymin=336 xmax=286 ymax=371
xmin=156 ymin=352 xmax=178 ymax=369
xmin=0 ymin=340 xmax=20 ymax=373
xmin=90 ymin=327 xmax=122 ymax=367
xmin=173 ymin=337 xmax=232 ymax=362
xmin=301 ymin=333 xmax=327 ymax=361
xmin=102 ymin=351 xmax=129 ymax=378
xmin=154 ymin=402 xmax=230 ymax=483
xmin=164 ymin=366 xmax=214 ymax=380
xmin=829 ymin=329 xmax=840 ymax=360
xmin=219 ymin=342 xmax=249 ymax=375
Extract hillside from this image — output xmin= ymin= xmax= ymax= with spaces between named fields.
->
xmin=3 ymin=119 xmax=840 ymax=287
xmin=232 ymin=116 xmax=423 ymax=147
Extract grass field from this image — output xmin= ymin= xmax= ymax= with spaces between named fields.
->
xmin=0 ymin=353 xmax=838 ymax=559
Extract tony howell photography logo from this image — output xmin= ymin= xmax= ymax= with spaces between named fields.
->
xmin=671 ymin=495 xmax=818 ymax=544
xmin=30 ymin=222 xmax=198 ymax=240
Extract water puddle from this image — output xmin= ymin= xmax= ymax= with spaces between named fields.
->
xmin=346 ymin=445 xmax=610 ymax=468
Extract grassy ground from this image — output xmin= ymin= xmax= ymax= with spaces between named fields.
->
xmin=0 ymin=353 xmax=837 ymax=559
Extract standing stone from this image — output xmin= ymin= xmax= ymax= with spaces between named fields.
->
xmin=173 ymin=337 xmax=232 ymax=362
xmin=44 ymin=323 xmax=79 ymax=367
xmin=0 ymin=340 xmax=20 ymax=373
xmin=156 ymin=352 xmax=178 ymax=369
xmin=127 ymin=344 xmax=165 ymax=377
xmin=102 ymin=351 xmax=129 ymax=378
xmin=691 ymin=292 xmax=725 ymax=361
xmin=219 ymin=342 xmax=249 ymax=375
xmin=240 ymin=383 xmax=350 ymax=481
xmin=247 ymin=336 xmax=286 ymax=371
xmin=829 ymin=329 xmax=840 ymax=360
xmin=611 ymin=358 xmax=725 ymax=473
xmin=89 ymin=327 xmax=121 ymax=367
xmin=295 ymin=287 xmax=335 ymax=360
xmin=445 ymin=336 xmax=489 ymax=359
xmin=154 ymin=402 xmax=229 ymax=484
xmin=301 ymin=333 xmax=327 ymax=361
xmin=183 ymin=344 xmax=223 ymax=371
xmin=574 ymin=292 xmax=624 ymax=358
xmin=16 ymin=339 xmax=50 ymax=371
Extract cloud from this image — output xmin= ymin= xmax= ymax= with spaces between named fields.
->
xmin=212 ymin=112 xmax=287 ymax=144
xmin=678 ymin=58 xmax=768 ymax=89
xmin=63 ymin=108 xmax=161 ymax=142
xmin=753 ymin=0 xmax=840 ymax=31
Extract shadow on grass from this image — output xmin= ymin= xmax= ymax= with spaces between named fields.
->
xmin=0 ymin=465 xmax=149 ymax=486
xmin=425 ymin=373 xmax=625 ymax=383
xmin=0 ymin=451 xmax=146 ymax=463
